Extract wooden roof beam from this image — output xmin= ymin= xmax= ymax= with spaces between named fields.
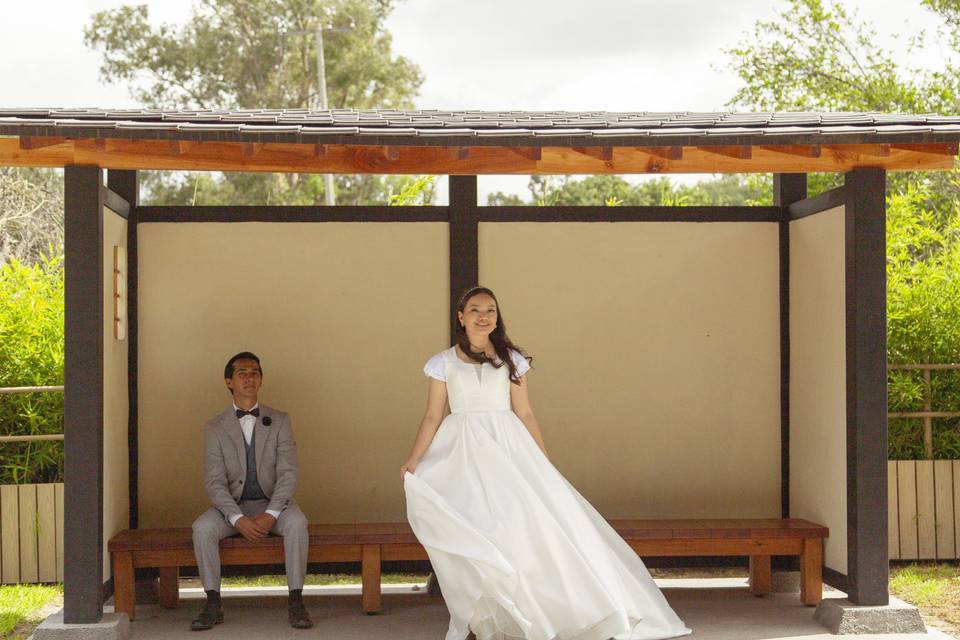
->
xmin=0 ymin=138 xmax=955 ymax=174
xmin=508 ymin=147 xmax=542 ymax=162
xmin=761 ymin=144 xmax=822 ymax=158
xmin=697 ymin=145 xmax=752 ymax=160
xmin=447 ymin=146 xmax=470 ymax=160
xmin=825 ymin=143 xmax=890 ymax=157
xmin=242 ymin=143 xmax=265 ymax=158
xmin=572 ymin=146 xmax=613 ymax=162
xmin=19 ymin=136 xmax=67 ymax=150
xmin=642 ymin=146 xmax=683 ymax=160
xmin=891 ymin=143 xmax=958 ymax=156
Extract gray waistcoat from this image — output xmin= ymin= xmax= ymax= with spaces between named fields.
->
xmin=241 ymin=429 xmax=267 ymax=502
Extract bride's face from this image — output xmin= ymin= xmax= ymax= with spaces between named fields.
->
xmin=459 ymin=293 xmax=498 ymax=339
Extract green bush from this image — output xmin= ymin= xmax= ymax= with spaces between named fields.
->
xmin=0 ymin=255 xmax=64 ymax=484
xmin=887 ymin=177 xmax=960 ymax=459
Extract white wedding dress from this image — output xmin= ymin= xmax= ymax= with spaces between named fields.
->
xmin=404 ymin=347 xmax=691 ymax=640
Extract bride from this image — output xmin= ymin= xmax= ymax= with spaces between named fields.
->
xmin=401 ymin=286 xmax=691 ymax=640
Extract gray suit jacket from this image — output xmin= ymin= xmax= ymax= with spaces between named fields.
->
xmin=203 ymin=404 xmax=298 ymax=522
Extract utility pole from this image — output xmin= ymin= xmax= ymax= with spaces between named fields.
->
xmin=314 ymin=25 xmax=335 ymax=207
xmin=282 ymin=21 xmax=352 ymax=206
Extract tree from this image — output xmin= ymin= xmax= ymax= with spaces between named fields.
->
xmin=723 ymin=0 xmax=960 ymax=200
xmin=0 ymin=168 xmax=64 ymax=265
xmin=724 ymin=0 xmax=960 ymax=458
xmin=503 ymin=174 xmax=772 ymax=207
xmin=83 ymin=0 xmax=425 ymax=205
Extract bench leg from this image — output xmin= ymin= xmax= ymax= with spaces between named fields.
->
xmin=158 ymin=566 xmax=180 ymax=609
xmin=749 ymin=555 xmax=771 ymax=596
xmin=112 ymin=551 xmax=136 ymax=621
xmin=800 ymin=537 xmax=823 ymax=606
xmin=361 ymin=544 xmax=381 ymax=614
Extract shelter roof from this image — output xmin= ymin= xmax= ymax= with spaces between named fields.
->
xmin=1 ymin=108 xmax=958 ymax=174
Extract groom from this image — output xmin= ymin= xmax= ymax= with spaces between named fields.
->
xmin=190 ymin=351 xmax=313 ymax=630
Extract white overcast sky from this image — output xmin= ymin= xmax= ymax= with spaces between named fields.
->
xmin=0 ymin=0 xmax=949 ymax=201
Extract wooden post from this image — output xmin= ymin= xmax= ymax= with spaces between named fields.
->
xmin=111 ymin=551 xmax=135 ymax=621
xmin=361 ymin=544 xmax=381 ymax=614
xmin=107 ymin=169 xmax=140 ymax=530
xmin=63 ymin=166 xmax=105 ymax=623
xmin=448 ymin=176 xmax=478 ymax=342
xmin=749 ymin=555 xmax=772 ymax=596
xmin=800 ymin=537 xmax=824 ymax=605
xmin=844 ymin=167 xmax=889 ymax=605
xmin=158 ymin=566 xmax=180 ymax=609
xmin=775 ymin=173 xmax=806 ymax=519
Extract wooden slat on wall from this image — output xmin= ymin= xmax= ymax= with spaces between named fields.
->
xmin=917 ymin=461 xmax=937 ymax=558
xmin=18 ymin=485 xmax=38 ymax=583
xmin=1 ymin=485 xmax=19 ymax=583
xmin=955 ymin=461 xmax=960 ymax=560
xmin=55 ymin=483 xmax=64 ymax=582
xmin=898 ymin=461 xmax=919 ymax=559
xmin=37 ymin=484 xmax=56 ymax=582
xmin=0 ymin=483 xmax=62 ymax=583
xmin=934 ymin=460 xmax=955 ymax=559
xmin=888 ymin=461 xmax=900 ymax=559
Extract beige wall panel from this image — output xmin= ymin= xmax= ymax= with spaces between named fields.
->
xmin=479 ymin=222 xmax=781 ymax=518
xmin=137 ymin=222 xmax=447 ymax=526
xmin=789 ymin=206 xmax=847 ymax=574
xmin=102 ymin=208 xmax=130 ymax=576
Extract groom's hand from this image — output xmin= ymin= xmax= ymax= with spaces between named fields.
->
xmin=251 ymin=513 xmax=276 ymax=531
xmin=235 ymin=515 xmax=269 ymax=540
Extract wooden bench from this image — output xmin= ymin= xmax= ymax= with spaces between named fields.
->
xmin=108 ymin=518 xmax=827 ymax=621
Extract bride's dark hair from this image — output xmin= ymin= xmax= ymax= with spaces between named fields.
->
xmin=455 ymin=286 xmax=532 ymax=385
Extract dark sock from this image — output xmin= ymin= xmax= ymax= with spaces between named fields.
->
xmin=205 ymin=590 xmax=221 ymax=607
xmin=288 ymin=588 xmax=303 ymax=603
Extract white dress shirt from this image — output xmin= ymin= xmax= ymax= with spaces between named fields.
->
xmin=228 ymin=403 xmax=280 ymax=526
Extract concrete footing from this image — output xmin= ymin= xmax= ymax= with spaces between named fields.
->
xmin=31 ymin=611 xmax=131 ymax=640
xmin=813 ymin=597 xmax=926 ymax=634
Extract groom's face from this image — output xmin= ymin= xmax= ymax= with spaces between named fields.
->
xmin=226 ymin=358 xmax=262 ymax=404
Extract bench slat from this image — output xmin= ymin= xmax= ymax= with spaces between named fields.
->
xmin=109 ymin=518 xmax=828 ymax=552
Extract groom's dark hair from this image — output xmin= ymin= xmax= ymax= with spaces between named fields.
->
xmin=224 ymin=351 xmax=262 ymax=379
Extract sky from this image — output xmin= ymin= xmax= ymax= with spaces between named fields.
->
xmin=0 ymin=0 xmax=949 ymax=202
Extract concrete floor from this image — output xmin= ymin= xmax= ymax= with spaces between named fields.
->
xmin=110 ymin=579 xmax=956 ymax=640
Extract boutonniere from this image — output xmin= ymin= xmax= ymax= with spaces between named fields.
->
xmin=262 ymin=416 xmax=272 ymax=426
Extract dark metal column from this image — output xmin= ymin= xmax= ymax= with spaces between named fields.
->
xmin=448 ymin=176 xmax=479 ymax=342
xmin=774 ymin=174 xmax=806 ymax=519
xmin=107 ymin=170 xmax=139 ymax=530
xmin=844 ymin=168 xmax=888 ymax=605
xmin=63 ymin=165 xmax=105 ymax=623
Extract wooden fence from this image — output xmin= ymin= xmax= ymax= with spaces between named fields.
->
xmin=887 ymin=364 xmax=960 ymax=560
xmin=0 ymin=385 xmax=66 ymax=583
xmin=0 ymin=483 xmax=63 ymax=583
xmin=889 ymin=461 xmax=960 ymax=560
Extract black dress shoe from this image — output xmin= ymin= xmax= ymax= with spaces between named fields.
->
xmin=288 ymin=598 xmax=314 ymax=629
xmin=190 ymin=601 xmax=224 ymax=631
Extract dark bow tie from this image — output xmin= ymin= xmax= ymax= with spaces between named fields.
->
xmin=236 ymin=408 xmax=260 ymax=419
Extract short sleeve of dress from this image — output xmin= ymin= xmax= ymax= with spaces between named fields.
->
xmin=510 ymin=349 xmax=531 ymax=377
xmin=423 ymin=351 xmax=447 ymax=382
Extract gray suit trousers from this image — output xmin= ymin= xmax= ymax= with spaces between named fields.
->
xmin=192 ymin=499 xmax=309 ymax=591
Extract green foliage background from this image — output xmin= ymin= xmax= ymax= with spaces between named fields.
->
xmin=0 ymin=256 xmax=64 ymax=484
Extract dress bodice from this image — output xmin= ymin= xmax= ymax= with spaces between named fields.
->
xmin=431 ymin=347 xmax=514 ymax=413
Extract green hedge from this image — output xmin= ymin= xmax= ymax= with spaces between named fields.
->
xmin=0 ymin=255 xmax=63 ymax=484
xmin=887 ymin=179 xmax=960 ymax=459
